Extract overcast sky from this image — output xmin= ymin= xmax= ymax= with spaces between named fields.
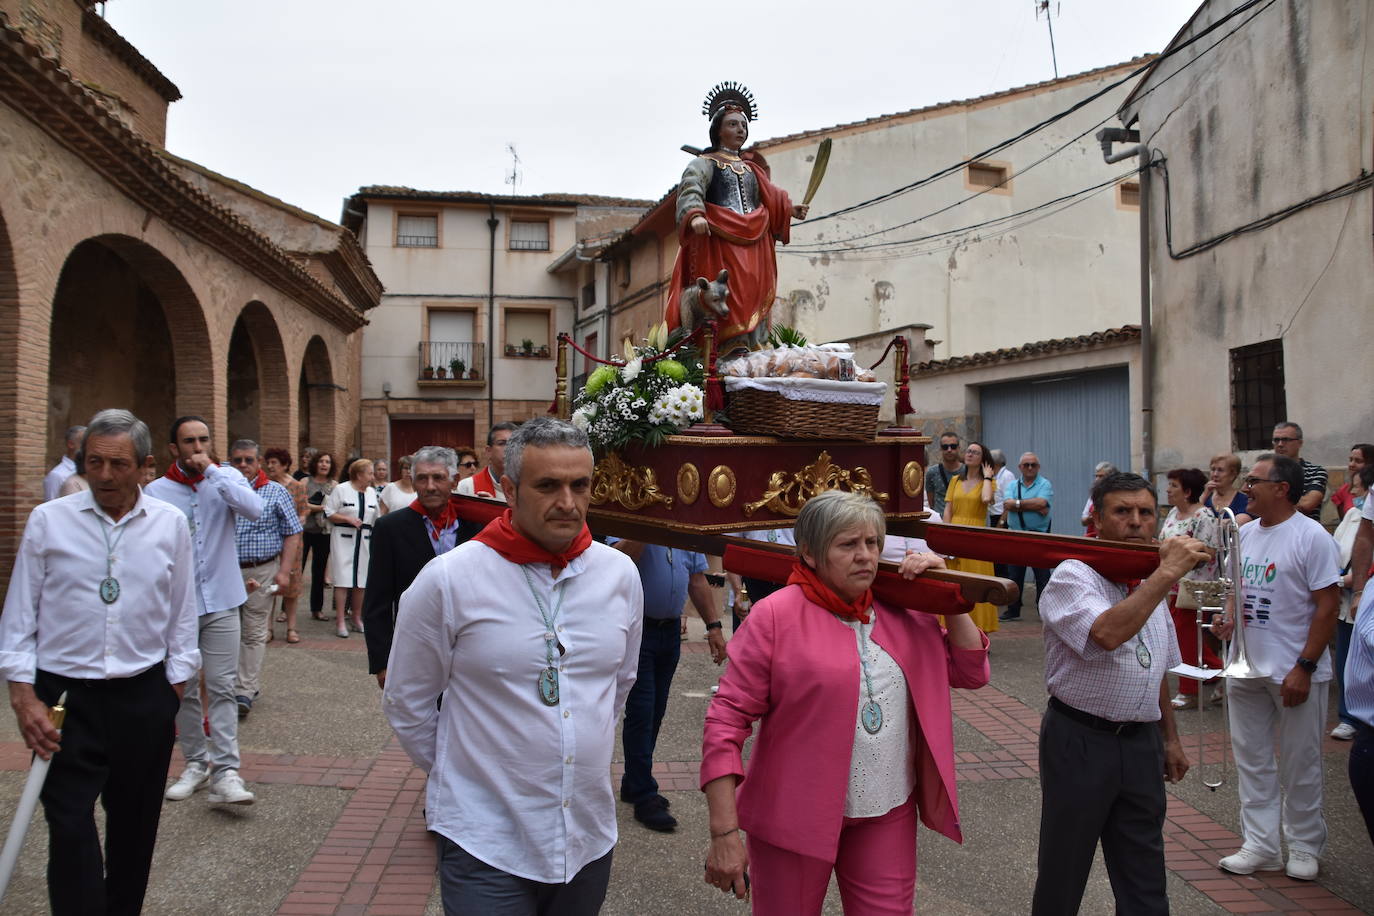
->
xmin=103 ymin=0 xmax=1202 ymax=222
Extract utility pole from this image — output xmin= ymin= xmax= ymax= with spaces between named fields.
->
xmin=1034 ymin=1 xmax=1060 ymax=79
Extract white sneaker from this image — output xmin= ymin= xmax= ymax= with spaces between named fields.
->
xmin=207 ymin=768 xmax=256 ymax=806
xmin=1218 ymin=847 xmax=1283 ymax=875
xmin=1286 ymin=849 xmax=1319 ymax=880
xmin=1330 ymin=722 xmax=1357 ymax=740
xmin=165 ymin=762 xmax=210 ymax=801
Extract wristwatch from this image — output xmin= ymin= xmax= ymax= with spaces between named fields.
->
xmin=1295 ymin=656 xmax=1318 ymax=674
xmin=705 ymin=620 xmax=723 ymax=631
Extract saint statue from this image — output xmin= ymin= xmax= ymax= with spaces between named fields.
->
xmin=665 ymin=82 xmax=810 ymax=350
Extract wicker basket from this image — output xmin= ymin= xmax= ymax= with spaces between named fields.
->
xmin=725 ymin=387 xmax=879 ymax=440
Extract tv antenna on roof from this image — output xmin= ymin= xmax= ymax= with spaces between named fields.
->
xmin=505 ymin=143 xmax=522 ymax=193
xmin=1034 ymin=1 xmax=1060 ymax=79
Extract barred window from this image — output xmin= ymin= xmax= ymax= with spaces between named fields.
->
xmin=396 ymin=214 xmax=438 ymax=248
xmin=510 ymin=220 xmax=550 ymax=251
xmin=1230 ymin=340 xmax=1286 ymax=451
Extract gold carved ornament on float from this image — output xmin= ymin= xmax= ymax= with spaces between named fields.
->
xmin=677 ymin=463 xmax=701 ymax=505
xmin=708 ymin=465 xmax=737 ymax=508
xmin=901 ymin=461 xmax=924 ymax=499
xmin=743 ymin=451 xmax=890 ymax=517
xmin=590 ymin=453 xmax=674 ymax=510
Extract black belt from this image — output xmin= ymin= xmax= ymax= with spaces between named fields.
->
xmin=1049 ymin=696 xmax=1146 ymax=736
xmin=643 ymin=616 xmax=680 ymax=629
xmin=240 ymin=557 xmax=276 ymax=568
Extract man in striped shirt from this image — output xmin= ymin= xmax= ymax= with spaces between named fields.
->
xmin=1271 ymin=421 xmax=1327 ymax=521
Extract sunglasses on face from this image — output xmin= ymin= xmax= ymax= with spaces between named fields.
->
xmin=940 ymin=443 xmax=961 ymax=450
xmin=1021 ymin=462 xmax=1039 ymax=468
xmin=229 ymin=457 xmax=256 ymax=465
xmin=459 ymin=461 xmax=479 ymax=468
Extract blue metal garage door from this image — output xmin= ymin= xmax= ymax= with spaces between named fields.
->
xmin=980 ymin=367 xmax=1131 ymax=536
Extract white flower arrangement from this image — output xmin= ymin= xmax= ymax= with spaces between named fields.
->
xmin=572 ymin=322 xmax=705 ymax=453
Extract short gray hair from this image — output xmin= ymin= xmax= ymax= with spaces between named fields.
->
xmin=1094 ymin=461 xmax=1118 ymax=475
xmin=794 ymin=490 xmax=885 ymax=564
xmin=1273 ymin=421 xmax=1303 ymax=439
xmin=990 ymin=449 xmax=1007 ymax=468
xmin=411 ymin=445 xmax=458 ymax=478
xmin=230 ymin=439 xmax=260 ymax=456
xmin=83 ymin=409 xmax=152 ymax=462
xmin=503 ymin=418 xmax=590 ymax=488
xmin=64 ymin=425 xmax=87 ymax=444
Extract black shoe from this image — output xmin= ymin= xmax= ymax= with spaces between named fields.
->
xmin=620 ymin=790 xmax=670 ymax=809
xmin=633 ymin=796 xmax=678 ymax=832
xmin=998 ymin=610 xmax=1021 ymax=621
xmin=235 ymin=695 xmax=252 ymax=718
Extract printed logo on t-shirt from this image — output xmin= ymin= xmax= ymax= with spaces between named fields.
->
xmin=1242 ymin=556 xmax=1278 ymax=586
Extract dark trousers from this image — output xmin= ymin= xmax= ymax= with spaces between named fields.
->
xmin=620 ymin=620 xmax=681 ymax=804
xmin=35 ymin=665 xmax=178 ymax=916
xmin=1032 ymin=703 xmax=1168 ymax=916
xmin=302 ymin=530 xmax=331 ymax=614
xmin=1005 ymin=564 xmax=1053 ymax=618
xmin=1352 ymin=722 xmax=1374 ymax=844
xmin=1335 ymin=619 xmax=1355 ymax=725
xmin=436 ymin=834 xmax=612 ymax=916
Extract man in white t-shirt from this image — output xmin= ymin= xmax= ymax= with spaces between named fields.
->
xmin=1216 ymin=454 xmax=1340 ymax=881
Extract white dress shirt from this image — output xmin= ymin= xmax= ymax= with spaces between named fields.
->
xmin=43 ymin=455 xmax=76 ymax=501
xmin=0 ymin=489 xmax=201 ymax=685
xmin=146 ymin=463 xmax=262 ymax=615
xmin=384 ymin=539 xmax=643 ymax=883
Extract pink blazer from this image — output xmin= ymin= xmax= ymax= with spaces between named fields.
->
xmin=701 ymin=584 xmax=990 ymax=862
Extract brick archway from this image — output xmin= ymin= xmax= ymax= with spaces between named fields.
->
xmin=299 ymin=335 xmax=339 ymax=462
xmin=228 ymin=301 xmax=291 ymax=450
xmin=46 ymin=235 xmax=213 ymax=468
xmin=0 ymin=206 xmax=25 ymax=589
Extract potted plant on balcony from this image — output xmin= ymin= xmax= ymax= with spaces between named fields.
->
xmin=468 ymin=367 xmax=480 ymax=380
xmin=450 ymin=357 xmax=465 ymax=378
xmin=537 ymin=344 xmax=550 ymax=358
xmin=521 ymin=338 xmax=535 ymax=357
xmin=505 ymin=343 xmax=518 ymax=357
xmin=435 ymin=365 xmax=447 ymax=379
xmin=422 ymin=365 xmax=434 ymax=380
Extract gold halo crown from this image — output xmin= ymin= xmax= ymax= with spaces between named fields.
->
xmin=702 ymin=81 xmax=757 ymax=122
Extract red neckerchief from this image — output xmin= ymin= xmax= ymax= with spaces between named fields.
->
xmin=787 ymin=559 xmax=874 ymax=624
xmin=472 ymin=509 xmax=592 ymax=573
xmin=409 ymin=497 xmax=459 ymax=541
xmin=470 ymin=467 xmax=499 ymax=497
xmin=164 ymin=462 xmax=205 ymax=491
xmin=250 ymin=469 xmax=270 ymax=490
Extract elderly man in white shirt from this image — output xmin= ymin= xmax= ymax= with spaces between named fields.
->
xmin=386 ymin=417 xmax=642 ymax=915
xmin=42 ymin=424 xmax=85 ymax=500
xmin=145 ymin=415 xmax=263 ymax=807
xmin=1 ymin=409 xmax=200 ymax=916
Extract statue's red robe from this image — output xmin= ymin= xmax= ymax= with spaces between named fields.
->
xmin=665 ymin=151 xmax=793 ymax=344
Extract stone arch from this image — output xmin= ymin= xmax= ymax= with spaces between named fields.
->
xmin=0 ymin=205 xmax=26 ymax=588
xmin=298 ymin=335 xmax=338 ymax=461
xmin=46 ymin=234 xmax=212 ymax=469
xmin=227 ymin=301 xmax=291 ymax=450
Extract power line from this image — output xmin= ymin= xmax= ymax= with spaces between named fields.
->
xmin=789 ymin=0 xmax=1277 ymax=252
xmin=796 ymin=0 xmax=1275 ymax=226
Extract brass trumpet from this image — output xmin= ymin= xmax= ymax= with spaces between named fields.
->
xmin=1178 ymin=508 xmax=1260 ymax=790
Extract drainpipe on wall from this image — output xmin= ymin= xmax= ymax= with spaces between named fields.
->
xmin=1097 ymin=127 xmax=1153 ymax=480
xmin=487 ymin=206 xmax=498 ymax=431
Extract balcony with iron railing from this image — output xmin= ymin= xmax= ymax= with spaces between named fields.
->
xmin=418 ymin=341 xmax=485 ymax=385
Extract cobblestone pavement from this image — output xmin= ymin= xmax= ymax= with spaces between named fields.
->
xmin=0 ymin=599 xmax=1369 ymax=915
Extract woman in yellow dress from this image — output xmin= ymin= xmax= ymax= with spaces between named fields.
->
xmin=943 ymin=441 xmax=1000 ymax=633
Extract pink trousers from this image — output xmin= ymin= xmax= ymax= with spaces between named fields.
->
xmin=747 ymin=796 xmax=917 ymax=916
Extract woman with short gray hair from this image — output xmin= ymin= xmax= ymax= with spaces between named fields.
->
xmin=1081 ymin=461 xmax=1120 ymax=537
xmin=703 ymin=489 xmax=990 ymax=913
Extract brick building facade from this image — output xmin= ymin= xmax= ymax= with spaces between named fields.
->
xmin=0 ymin=1 xmax=380 ymax=588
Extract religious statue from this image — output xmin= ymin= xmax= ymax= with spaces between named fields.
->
xmin=665 ymin=82 xmax=811 ymax=351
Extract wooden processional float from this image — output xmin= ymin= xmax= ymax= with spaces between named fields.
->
xmin=448 ymin=322 xmax=1161 ymax=617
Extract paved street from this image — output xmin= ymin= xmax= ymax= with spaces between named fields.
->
xmin=0 ymin=595 xmax=1370 ymax=915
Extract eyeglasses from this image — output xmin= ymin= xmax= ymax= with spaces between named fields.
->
xmin=1271 ymin=436 xmax=1299 ymax=444
xmin=1241 ymin=475 xmax=1281 ymax=488
xmin=229 ymin=456 xmax=256 ymax=465
xmin=459 ymin=461 xmax=479 ymax=468
xmin=1020 ymin=462 xmax=1039 ymax=468
xmin=940 ymin=443 xmax=961 ymax=450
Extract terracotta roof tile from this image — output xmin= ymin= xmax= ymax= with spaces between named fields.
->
xmin=81 ymin=8 xmax=180 ymax=102
xmin=353 ymin=186 xmax=655 ymax=209
xmin=755 ymin=56 xmax=1156 ymax=150
xmin=913 ymin=326 xmax=1141 ymax=376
